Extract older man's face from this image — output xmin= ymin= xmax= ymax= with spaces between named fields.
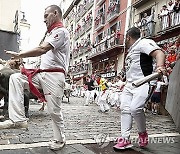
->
xmin=44 ymin=7 xmax=56 ymax=28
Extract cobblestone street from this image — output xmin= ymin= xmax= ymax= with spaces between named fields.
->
xmin=0 ymin=96 xmax=179 ymax=154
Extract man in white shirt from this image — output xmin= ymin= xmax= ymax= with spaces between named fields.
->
xmin=0 ymin=5 xmax=70 ymax=151
xmin=113 ymin=27 xmax=165 ymax=150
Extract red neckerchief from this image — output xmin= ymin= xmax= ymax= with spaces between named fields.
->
xmin=21 ymin=67 xmax=65 ymax=102
xmin=47 ymin=22 xmax=64 ymax=33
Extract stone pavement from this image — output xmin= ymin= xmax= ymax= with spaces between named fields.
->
xmin=0 ymin=97 xmax=179 ymax=154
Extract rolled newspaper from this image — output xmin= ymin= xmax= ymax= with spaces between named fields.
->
xmin=132 ymin=72 xmax=162 ymax=87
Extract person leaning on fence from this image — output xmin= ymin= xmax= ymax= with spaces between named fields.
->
xmin=0 ymin=5 xmax=70 ymax=151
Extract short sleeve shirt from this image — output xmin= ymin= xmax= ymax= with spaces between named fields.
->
xmin=40 ymin=27 xmax=70 ymax=73
xmin=125 ymin=38 xmax=161 ymax=82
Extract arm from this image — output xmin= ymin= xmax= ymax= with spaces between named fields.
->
xmin=5 ymin=42 xmax=53 ymax=59
xmin=150 ymin=49 xmax=166 ymax=74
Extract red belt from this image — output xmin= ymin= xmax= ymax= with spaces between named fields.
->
xmin=21 ymin=67 xmax=65 ymax=102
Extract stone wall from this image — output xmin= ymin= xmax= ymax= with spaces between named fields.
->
xmin=166 ymin=60 xmax=180 ymax=133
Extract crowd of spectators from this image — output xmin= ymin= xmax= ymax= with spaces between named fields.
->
xmin=160 ymin=36 xmax=180 ymax=76
xmin=69 ymin=60 xmax=89 ymax=74
xmin=134 ymin=0 xmax=180 ymax=37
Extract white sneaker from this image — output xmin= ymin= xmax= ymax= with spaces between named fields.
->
xmin=0 ymin=120 xmax=28 ymax=129
xmin=49 ymin=140 xmax=66 ymax=150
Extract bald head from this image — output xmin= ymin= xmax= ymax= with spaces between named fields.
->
xmin=44 ymin=5 xmax=62 ymax=29
xmin=45 ymin=5 xmax=62 ymax=19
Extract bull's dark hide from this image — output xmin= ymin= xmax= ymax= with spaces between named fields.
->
xmin=0 ymin=67 xmax=30 ymax=118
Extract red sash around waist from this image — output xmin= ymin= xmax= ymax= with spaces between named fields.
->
xmin=21 ymin=67 xmax=65 ymax=102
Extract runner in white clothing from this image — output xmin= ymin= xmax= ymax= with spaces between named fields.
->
xmin=0 ymin=5 xmax=70 ymax=151
xmin=113 ymin=27 xmax=166 ymax=150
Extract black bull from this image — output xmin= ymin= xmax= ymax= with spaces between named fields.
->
xmin=0 ymin=67 xmax=37 ymax=118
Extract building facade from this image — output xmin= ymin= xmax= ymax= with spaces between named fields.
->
xmin=0 ymin=0 xmax=21 ymax=60
xmin=89 ymin=0 xmax=131 ymax=79
xmin=63 ymin=0 xmax=95 ymax=84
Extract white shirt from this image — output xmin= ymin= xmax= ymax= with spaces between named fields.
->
xmin=40 ymin=27 xmax=70 ymax=74
xmin=125 ymin=38 xmax=161 ymax=82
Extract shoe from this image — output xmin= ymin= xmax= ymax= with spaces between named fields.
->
xmin=49 ymin=140 xmax=65 ymax=150
xmin=0 ymin=120 xmax=28 ymax=129
xmin=138 ymin=131 xmax=148 ymax=147
xmin=104 ymin=109 xmax=109 ymax=113
xmin=113 ymin=137 xmax=133 ymax=150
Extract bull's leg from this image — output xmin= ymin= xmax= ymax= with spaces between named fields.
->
xmin=24 ymin=90 xmax=30 ymax=118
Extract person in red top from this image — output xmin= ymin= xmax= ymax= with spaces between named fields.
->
xmin=166 ymin=46 xmax=177 ymax=66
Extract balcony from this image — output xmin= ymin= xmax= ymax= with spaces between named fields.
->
xmin=94 ymin=14 xmax=105 ymax=31
xmin=88 ymin=33 xmax=124 ymax=59
xmin=158 ymin=11 xmax=180 ymax=32
xmin=73 ymin=49 xmax=78 ymax=58
xmin=79 ymin=25 xmax=86 ymax=37
xmin=70 ymin=63 xmax=88 ymax=75
xmin=85 ymin=17 xmax=93 ymax=32
xmin=107 ymin=4 xmax=120 ymax=22
xmin=84 ymin=45 xmax=92 ymax=53
xmin=132 ymin=0 xmax=147 ymax=8
xmin=85 ymin=0 xmax=94 ymax=10
xmin=78 ymin=47 xmax=86 ymax=56
xmin=96 ymin=0 xmax=105 ymax=6
xmin=68 ymin=11 xmax=75 ymax=23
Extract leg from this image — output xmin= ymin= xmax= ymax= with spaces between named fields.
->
xmin=40 ymin=72 xmax=65 ymax=143
xmin=120 ymin=87 xmax=133 ymax=139
xmin=9 ymin=73 xmax=40 ymax=122
xmin=130 ymin=84 xmax=149 ymax=147
xmin=130 ymin=84 xmax=149 ymax=133
xmin=113 ymin=87 xmax=133 ymax=150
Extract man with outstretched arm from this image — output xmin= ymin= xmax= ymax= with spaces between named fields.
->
xmin=113 ymin=27 xmax=166 ymax=150
xmin=0 ymin=5 xmax=70 ymax=151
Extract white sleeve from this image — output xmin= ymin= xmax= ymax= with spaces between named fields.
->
xmin=139 ymin=39 xmax=161 ymax=55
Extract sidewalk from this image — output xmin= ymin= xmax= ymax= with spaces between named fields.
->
xmin=0 ymin=134 xmax=179 ymax=154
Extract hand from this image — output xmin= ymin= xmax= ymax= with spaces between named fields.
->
xmin=5 ymin=50 xmax=20 ymax=60
xmin=156 ymin=66 xmax=166 ymax=75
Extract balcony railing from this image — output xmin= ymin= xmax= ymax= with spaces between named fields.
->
xmin=96 ymin=0 xmax=105 ymax=6
xmin=79 ymin=25 xmax=86 ymax=37
xmin=94 ymin=14 xmax=105 ymax=31
xmin=159 ymin=11 xmax=180 ymax=32
xmin=85 ymin=17 xmax=93 ymax=32
xmin=85 ymin=0 xmax=94 ymax=10
xmin=136 ymin=11 xmax=180 ymax=38
xmin=79 ymin=6 xmax=86 ymax=18
xmin=68 ymin=11 xmax=75 ymax=23
xmin=78 ymin=47 xmax=86 ymax=55
xmin=88 ymin=34 xmax=124 ymax=59
xmin=107 ymin=4 xmax=120 ymax=22
xmin=70 ymin=63 xmax=88 ymax=75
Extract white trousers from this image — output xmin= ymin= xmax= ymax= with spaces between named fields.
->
xmin=85 ymin=90 xmax=95 ymax=105
xmin=8 ymin=72 xmax=65 ymax=142
xmin=120 ymin=83 xmax=149 ymax=139
xmin=98 ymin=91 xmax=110 ymax=112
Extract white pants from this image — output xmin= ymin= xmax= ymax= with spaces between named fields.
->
xmin=85 ymin=90 xmax=95 ymax=105
xmin=8 ymin=72 xmax=65 ymax=142
xmin=98 ymin=91 xmax=110 ymax=112
xmin=120 ymin=83 xmax=149 ymax=139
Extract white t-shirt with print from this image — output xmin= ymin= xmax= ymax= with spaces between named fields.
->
xmin=40 ymin=27 xmax=70 ymax=74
